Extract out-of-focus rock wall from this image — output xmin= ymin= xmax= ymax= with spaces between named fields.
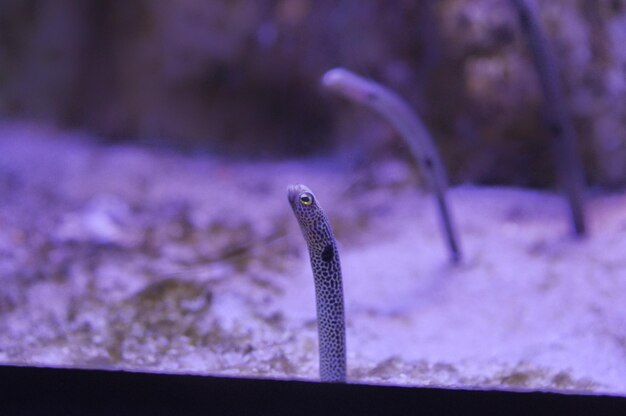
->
xmin=1 ymin=0 xmax=625 ymax=186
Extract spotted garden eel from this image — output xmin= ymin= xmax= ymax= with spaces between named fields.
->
xmin=322 ymin=68 xmax=461 ymax=264
xmin=288 ymin=184 xmax=346 ymax=383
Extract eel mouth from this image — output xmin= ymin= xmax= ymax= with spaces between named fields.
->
xmin=287 ymin=185 xmax=300 ymax=207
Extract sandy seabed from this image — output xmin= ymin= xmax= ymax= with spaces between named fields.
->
xmin=0 ymin=121 xmax=625 ymax=395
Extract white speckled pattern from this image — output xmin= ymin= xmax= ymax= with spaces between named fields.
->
xmin=288 ymin=184 xmax=346 ymax=382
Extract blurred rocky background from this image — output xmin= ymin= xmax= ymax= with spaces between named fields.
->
xmin=1 ymin=0 xmax=625 ymax=187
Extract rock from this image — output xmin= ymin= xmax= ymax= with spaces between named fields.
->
xmin=1 ymin=1 xmax=626 ymax=185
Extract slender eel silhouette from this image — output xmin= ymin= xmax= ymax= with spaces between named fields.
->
xmin=287 ymin=184 xmax=346 ymax=383
xmin=511 ymin=0 xmax=587 ymax=236
xmin=322 ymin=68 xmax=461 ymax=264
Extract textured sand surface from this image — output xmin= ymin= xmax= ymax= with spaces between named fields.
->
xmin=0 ymin=121 xmax=625 ymax=394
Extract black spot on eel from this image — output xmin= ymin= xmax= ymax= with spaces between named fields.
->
xmin=287 ymin=184 xmax=346 ymax=383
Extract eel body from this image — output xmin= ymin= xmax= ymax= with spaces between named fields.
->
xmin=287 ymin=184 xmax=346 ymax=382
xmin=511 ymin=0 xmax=587 ymax=236
xmin=322 ymin=68 xmax=462 ymax=263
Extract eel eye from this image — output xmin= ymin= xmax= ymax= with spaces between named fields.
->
xmin=299 ymin=192 xmax=313 ymax=205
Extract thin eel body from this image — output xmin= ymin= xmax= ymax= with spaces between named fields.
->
xmin=322 ymin=68 xmax=461 ymax=264
xmin=288 ymin=184 xmax=346 ymax=382
xmin=511 ymin=0 xmax=586 ymax=236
